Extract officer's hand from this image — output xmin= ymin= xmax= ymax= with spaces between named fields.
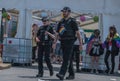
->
xmin=45 ymin=31 xmax=49 ymax=35
xmin=36 ymin=37 xmax=40 ymax=42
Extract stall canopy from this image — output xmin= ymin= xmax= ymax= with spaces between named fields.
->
xmin=0 ymin=0 xmax=119 ymax=14
xmin=0 ymin=0 xmax=104 ymax=12
xmin=0 ymin=0 xmax=120 ymax=39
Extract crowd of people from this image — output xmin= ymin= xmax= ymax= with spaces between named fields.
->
xmin=32 ymin=7 xmax=120 ymax=80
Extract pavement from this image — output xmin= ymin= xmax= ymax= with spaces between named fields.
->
xmin=0 ymin=63 xmax=119 ymax=81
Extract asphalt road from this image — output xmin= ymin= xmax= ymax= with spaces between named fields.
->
xmin=0 ymin=63 xmax=119 ymax=81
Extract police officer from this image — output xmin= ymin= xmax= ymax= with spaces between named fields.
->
xmin=36 ymin=17 xmax=55 ymax=77
xmin=53 ymin=7 xmax=82 ymax=80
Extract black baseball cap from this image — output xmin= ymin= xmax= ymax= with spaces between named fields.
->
xmin=61 ymin=7 xmax=71 ymax=12
xmin=41 ymin=17 xmax=49 ymax=22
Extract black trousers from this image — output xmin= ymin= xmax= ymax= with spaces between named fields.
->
xmin=32 ymin=46 xmax=37 ymax=60
xmin=73 ymin=45 xmax=80 ymax=70
xmin=59 ymin=40 xmax=75 ymax=76
xmin=104 ymin=50 xmax=116 ymax=72
xmin=37 ymin=44 xmax=53 ymax=74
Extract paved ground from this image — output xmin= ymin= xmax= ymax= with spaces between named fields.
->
xmin=0 ymin=63 xmax=119 ymax=81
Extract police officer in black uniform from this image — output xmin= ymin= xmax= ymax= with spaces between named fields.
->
xmin=36 ymin=17 xmax=55 ymax=77
xmin=53 ymin=7 xmax=82 ymax=80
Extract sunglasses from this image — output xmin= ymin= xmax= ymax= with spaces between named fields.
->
xmin=42 ymin=20 xmax=47 ymax=22
xmin=62 ymin=11 xmax=68 ymax=13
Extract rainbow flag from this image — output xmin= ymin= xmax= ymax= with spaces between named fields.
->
xmin=103 ymin=33 xmax=120 ymax=48
xmin=59 ymin=26 xmax=66 ymax=35
xmin=86 ymin=34 xmax=95 ymax=54
xmin=114 ymin=33 xmax=120 ymax=48
xmin=87 ymin=34 xmax=94 ymax=43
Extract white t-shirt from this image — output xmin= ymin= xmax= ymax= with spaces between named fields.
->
xmin=74 ymin=29 xmax=84 ymax=45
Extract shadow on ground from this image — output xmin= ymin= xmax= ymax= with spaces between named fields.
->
xmin=18 ymin=75 xmax=63 ymax=81
xmin=13 ymin=63 xmax=120 ymax=78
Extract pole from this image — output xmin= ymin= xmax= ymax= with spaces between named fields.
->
xmin=0 ymin=8 xmax=4 ymax=44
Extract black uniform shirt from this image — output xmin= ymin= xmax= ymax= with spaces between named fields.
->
xmin=37 ymin=25 xmax=54 ymax=43
xmin=57 ymin=17 xmax=78 ymax=40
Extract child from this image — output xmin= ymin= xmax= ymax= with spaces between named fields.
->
xmin=86 ymin=29 xmax=103 ymax=73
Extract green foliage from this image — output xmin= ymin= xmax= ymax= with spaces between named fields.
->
xmin=2 ymin=12 xmax=8 ymax=18
xmin=93 ymin=16 xmax=99 ymax=22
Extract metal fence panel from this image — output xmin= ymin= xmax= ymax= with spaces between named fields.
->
xmin=2 ymin=37 xmax=32 ymax=64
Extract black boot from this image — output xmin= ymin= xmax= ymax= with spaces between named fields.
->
xmin=110 ymin=70 xmax=114 ymax=74
xmin=50 ymin=70 xmax=54 ymax=76
xmin=56 ymin=73 xmax=64 ymax=80
xmin=36 ymin=74 xmax=43 ymax=77
xmin=66 ymin=75 xmax=75 ymax=80
xmin=105 ymin=69 xmax=110 ymax=74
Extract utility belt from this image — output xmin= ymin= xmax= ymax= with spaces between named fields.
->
xmin=59 ymin=36 xmax=76 ymax=41
xmin=37 ymin=41 xmax=52 ymax=46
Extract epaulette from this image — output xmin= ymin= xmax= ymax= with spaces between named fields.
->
xmin=67 ymin=17 xmax=76 ymax=24
xmin=39 ymin=26 xmax=44 ymax=30
xmin=60 ymin=18 xmax=65 ymax=23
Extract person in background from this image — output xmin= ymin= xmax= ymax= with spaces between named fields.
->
xmin=119 ymin=57 xmax=120 ymax=71
xmin=52 ymin=29 xmax=63 ymax=64
xmin=104 ymin=26 xmax=120 ymax=74
xmin=55 ymin=40 xmax=63 ymax=64
xmin=73 ymin=20 xmax=83 ymax=72
xmin=36 ymin=17 xmax=55 ymax=77
xmin=32 ymin=24 xmax=38 ymax=63
xmin=86 ymin=29 xmax=103 ymax=74
xmin=84 ymin=34 xmax=88 ymax=44
xmin=53 ymin=7 xmax=82 ymax=80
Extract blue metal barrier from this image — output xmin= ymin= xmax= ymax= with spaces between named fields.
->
xmin=2 ymin=37 xmax=32 ymax=65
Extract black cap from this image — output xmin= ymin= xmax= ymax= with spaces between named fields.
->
xmin=61 ymin=7 xmax=71 ymax=12
xmin=41 ymin=17 xmax=49 ymax=22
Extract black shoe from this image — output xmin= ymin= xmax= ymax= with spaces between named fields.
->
xmin=56 ymin=73 xmax=64 ymax=80
xmin=50 ymin=70 xmax=54 ymax=76
xmin=36 ymin=74 xmax=43 ymax=77
xmin=32 ymin=60 xmax=35 ymax=63
xmin=76 ymin=69 xmax=81 ymax=72
xmin=35 ymin=58 xmax=38 ymax=62
xmin=105 ymin=69 xmax=109 ymax=74
xmin=66 ymin=75 xmax=75 ymax=80
xmin=110 ymin=71 xmax=114 ymax=74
